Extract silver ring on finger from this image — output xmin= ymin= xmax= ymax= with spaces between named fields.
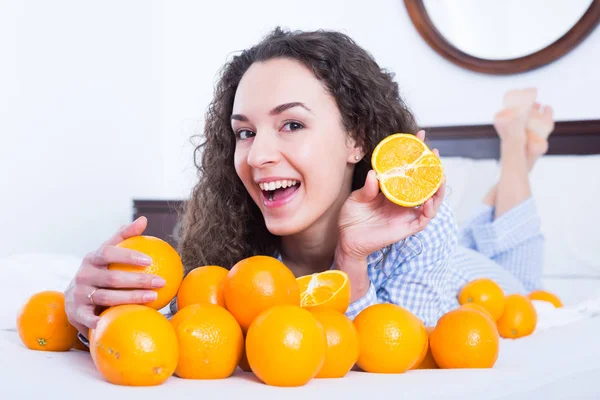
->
xmin=87 ymin=288 xmax=98 ymax=306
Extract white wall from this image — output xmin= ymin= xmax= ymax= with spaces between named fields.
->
xmin=162 ymin=0 xmax=600 ymax=198
xmin=1 ymin=0 xmax=164 ymax=258
xmin=2 ymin=0 xmax=599 ymax=257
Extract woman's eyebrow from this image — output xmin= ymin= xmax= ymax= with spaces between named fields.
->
xmin=231 ymin=102 xmax=313 ymax=122
xmin=269 ymin=102 xmax=313 ymax=116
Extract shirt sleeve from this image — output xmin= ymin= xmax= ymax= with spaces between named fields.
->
xmin=344 ymin=201 xmax=458 ymax=326
xmin=378 ymin=201 xmax=459 ymax=327
xmin=345 ymin=281 xmax=379 ymax=320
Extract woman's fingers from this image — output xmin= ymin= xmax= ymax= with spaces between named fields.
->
xmin=85 ymin=244 xmax=153 ymax=268
xmin=410 ymin=178 xmax=446 ymax=231
xmin=102 ymin=216 xmax=148 ymax=247
xmin=89 ymin=269 xmax=165 ymax=290
xmin=423 ymin=179 xmax=446 ymax=219
xmin=350 ymin=170 xmax=380 ymax=203
xmin=74 ymin=306 xmax=101 ymax=330
xmin=416 ymin=130 xmax=426 ymax=141
xmin=85 ymin=288 xmax=158 ymax=307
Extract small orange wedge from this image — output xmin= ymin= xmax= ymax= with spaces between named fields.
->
xmin=296 ymin=271 xmax=351 ymax=313
xmin=527 ymin=290 xmax=563 ymax=308
xmin=371 ymin=133 xmax=444 ymax=207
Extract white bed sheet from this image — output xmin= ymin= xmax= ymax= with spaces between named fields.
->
xmin=2 ymin=299 xmax=600 ymax=400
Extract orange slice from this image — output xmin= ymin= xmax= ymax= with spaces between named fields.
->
xmin=371 ymin=133 xmax=444 ymax=207
xmin=296 ymin=270 xmax=351 ymax=313
xmin=527 ymin=290 xmax=563 ymax=308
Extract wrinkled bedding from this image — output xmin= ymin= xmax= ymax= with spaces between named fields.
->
xmin=2 ymin=297 xmax=599 ymax=399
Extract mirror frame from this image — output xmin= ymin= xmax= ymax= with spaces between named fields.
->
xmin=404 ymin=0 xmax=600 ymax=74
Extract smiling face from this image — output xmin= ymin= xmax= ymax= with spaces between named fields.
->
xmin=232 ymin=58 xmax=361 ymax=237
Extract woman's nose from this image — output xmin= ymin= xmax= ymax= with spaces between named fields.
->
xmin=247 ymin=131 xmax=281 ymax=168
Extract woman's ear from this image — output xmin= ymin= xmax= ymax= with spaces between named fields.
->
xmin=345 ymin=135 xmax=364 ymax=163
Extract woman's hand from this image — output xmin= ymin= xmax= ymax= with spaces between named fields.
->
xmin=64 ymin=217 xmax=166 ymax=336
xmin=335 ymin=131 xmax=446 ymax=299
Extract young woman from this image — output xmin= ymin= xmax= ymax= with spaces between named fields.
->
xmin=64 ymin=28 xmax=552 ymax=338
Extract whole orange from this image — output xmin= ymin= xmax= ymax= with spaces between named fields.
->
xmin=458 ymin=278 xmax=505 ymax=321
xmin=171 ymin=303 xmax=243 ymax=379
xmin=461 ymin=303 xmax=495 ymax=321
xmin=497 ymin=294 xmax=538 ymax=339
xmin=527 ymin=290 xmax=563 ymax=308
xmin=90 ymin=305 xmax=178 ymax=386
xmin=413 ymin=327 xmax=438 ymax=370
xmin=310 ymin=309 xmax=360 ymax=378
xmin=16 ymin=291 xmax=78 ymax=351
xmin=72 ymin=340 xmax=90 ymax=352
xmin=176 ymin=265 xmax=229 ymax=310
xmin=353 ymin=303 xmax=427 ymax=373
xmin=238 ymin=337 xmax=252 ymax=373
xmin=246 ymin=305 xmax=326 ymax=387
xmin=108 ymin=235 xmax=184 ymax=310
xmin=430 ymin=308 xmax=499 ymax=369
xmin=224 ymin=255 xmax=300 ymax=331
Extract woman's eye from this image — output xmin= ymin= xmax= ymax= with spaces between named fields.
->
xmin=282 ymin=122 xmax=304 ymax=132
xmin=236 ymin=130 xmax=255 ymax=140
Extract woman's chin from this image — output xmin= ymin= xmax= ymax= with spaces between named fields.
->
xmin=264 ymin=221 xmax=300 ymax=237
xmin=263 ymin=215 xmax=309 ymax=237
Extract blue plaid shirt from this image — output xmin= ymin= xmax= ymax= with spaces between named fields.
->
xmin=342 ymin=201 xmax=459 ymax=326
xmin=275 ymin=201 xmax=459 ymax=327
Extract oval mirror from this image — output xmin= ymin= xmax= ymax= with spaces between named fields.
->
xmin=405 ymin=0 xmax=600 ymax=74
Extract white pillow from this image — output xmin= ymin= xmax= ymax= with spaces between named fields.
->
xmin=442 ymin=154 xmax=600 ymax=278
xmin=0 ymin=253 xmax=81 ymax=330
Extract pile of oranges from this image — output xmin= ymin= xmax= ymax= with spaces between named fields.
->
xmin=16 ymin=235 xmax=563 ymax=387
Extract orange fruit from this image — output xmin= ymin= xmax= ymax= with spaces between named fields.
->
xmin=353 ymin=303 xmax=427 ymax=373
xmin=108 ymin=235 xmax=184 ymax=310
xmin=527 ymin=290 xmax=563 ymax=308
xmin=371 ymin=133 xmax=444 ymax=207
xmin=461 ymin=303 xmax=495 ymax=321
xmin=224 ymin=255 xmax=300 ymax=331
xmin=430 ymin=308 xmax=499 ymax=369
xmin=17 ymin=291 xmax=78 ymax=352
xmin=176 ymin=265 xmax=229 ymax=310
xmin=413 ymin=327 xmax=438 ymax=369
xmin=246 ymin=305 xmax=326 ymax=387
xmin=90 ymin=305 xmax=178 ymax=386
xmin=458 ymin=278 xmax=505 ymax=321
xmin=497 ymin=294 xmax=538 ymax=339
xmin=310 ymin=309 xmax=360 ymax=378
xmin=297 ymin=270 xmax=351 ymax=313
xmin=171 ymin=303 xmax=243 ymax=379
xmin=72 ymin=340 xmax=90 ymax=352
xmin=238 ymin=337 xmax=252 ymax=373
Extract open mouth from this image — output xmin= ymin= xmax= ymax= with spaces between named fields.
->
xmin=259 ymin=179 xmax=301 ymax=205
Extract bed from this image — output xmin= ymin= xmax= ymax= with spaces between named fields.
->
xmin=2 ymin=119 xmax=599 ymax=398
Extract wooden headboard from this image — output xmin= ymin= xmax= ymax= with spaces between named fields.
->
xmin=425 ymin=119 xmax=600 ymax=159
xmin=133 ymin=119 xmax=600 ymax=246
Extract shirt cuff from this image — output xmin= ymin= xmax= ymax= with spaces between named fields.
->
xmin=345 ymin=282 xmax=378 ymax=321
xmin=471 ymin=196 xmax=541 ymax=258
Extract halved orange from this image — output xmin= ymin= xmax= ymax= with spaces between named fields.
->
xmin=296 ymin=271 xmax=351 ymax=313
xmin=371 ymin=133 xmax=444 ymax=207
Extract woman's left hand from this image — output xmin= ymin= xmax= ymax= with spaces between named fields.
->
xmin=337 ymin=130 xmax=446 ymax=262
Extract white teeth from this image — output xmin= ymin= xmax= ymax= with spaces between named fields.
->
xmin=259 ymin=180 xmax=299 ymax=191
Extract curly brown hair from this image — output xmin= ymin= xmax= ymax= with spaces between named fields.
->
xmin=178 ymin=27 xmax=419 ymax=274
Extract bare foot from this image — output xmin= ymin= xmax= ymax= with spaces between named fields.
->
xmin=494 ymin=88 xmax=537 ymax=143
xmin=503 ymin=87 xmax=538 ymax=110
xmin=527 ymin=102 xmax=554 ymax=163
